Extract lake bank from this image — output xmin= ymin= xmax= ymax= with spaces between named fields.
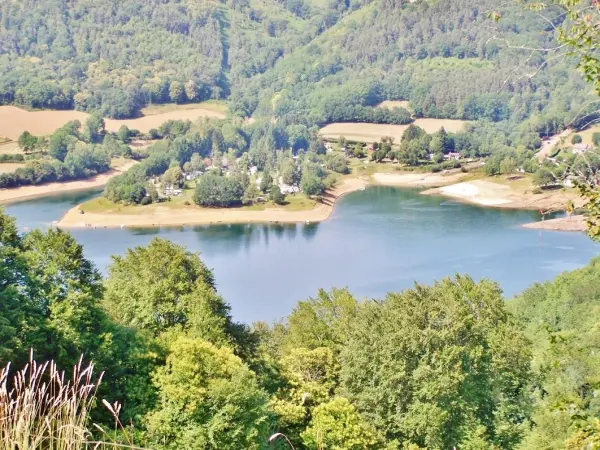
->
xmin=423 ymin=178 xmax=584 ymax=211
xmin=0 ymin=160 xmax=137 ymax=205
xmin=7 ymin=185 xmax=597 ymax=323
xmin=56 ymin=170 xmax=588 ymax=229
xmin=522 ymin=215 xmax=588 ymax=232
xmin=57 ymin=177 xmax=369 ymax=228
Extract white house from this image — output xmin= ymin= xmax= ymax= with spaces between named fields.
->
xmin=444 ymin=152 xmax=461 ymax=161
xmin=573 ymin=143 xmax=590 ymax=155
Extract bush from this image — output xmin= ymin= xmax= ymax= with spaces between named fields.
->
xmin=0 ymin=154 xmax=24 ymax=163
xmin=140 ymin=196 xmax=152 ymax=205
xmin=571 ymin=134 xmax=583 ymax=144
xmin=193 ymin=173 xmax=243 ymax=207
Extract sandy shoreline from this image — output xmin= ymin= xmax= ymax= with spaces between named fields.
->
xmin=522 ymin=215 xmax=587 ymax=232
xmin=0 ymin=161 xmax=137 ymax=205
xmin=423 ymin=179 xmax=583 ymax=212
xmin=34 ymin=170 xmax=587 ymax=232
xmin=57 ymin=177 xmax=369 ymax=228
xmin=58 ymin=171 xmax=470 ymax=229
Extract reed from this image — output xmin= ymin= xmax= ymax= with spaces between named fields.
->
xmin=0 ymin=351 xmax=138 ymax=450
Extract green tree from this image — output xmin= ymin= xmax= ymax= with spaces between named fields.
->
xmin=533 ymin=167 xmax=554 ymax=188
xmin=510 ymin=257 xmax=600 ymax=450
xmin=105 ymin=238 xmax=236 ymax=346
xmin=243 ymin=182 xmax=260 ymax=204
xmin=270 ymin=184 xmax=285 ymax=204
xmin=301 ymin=398 xmax=382 ymax=450
xmin=571 ymin=134 xmax=583 ymax=145
xmin=82 ymin=113 xmax=105 ymax=144
xmin=285 ymin=288 xmax=359 ymax=352
xmin=500 ymin=156 xmax=517 ymax=175
xmin=0 ymin=209 xmax=43 ymax=365
xmin=340 ymin=276 xmax=532 ymax=449
xmin=593 ymin=132 xmax=600 ymax=148
xmin=353 ymin=143 xmax=366 ymax=158
xmin=117 ymin=125 xmax=131 ymax=143
xmin=194 ymin=173 xmax=244 ymax=207
xmin=17 ymin=131 xmax=38 ymax=153
xmin=260 ymin=169 xmax=273 ymax=193
xmin=162 ymin=166 xmax=184 ymax=187
xmin=169 ymin=81 xmax=184 ymax=103
xmin=145 ymin=336 xmax=270 ymax=450
xmin=301 ymin=173 xmax=325 ymax=197
xmin=184 ymin=80 xmax=198 ymax=102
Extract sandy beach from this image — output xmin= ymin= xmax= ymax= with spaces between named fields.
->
xmin=423 ymin=179 xmax=583 ymax=211
xmin=372 ymin=171 xmax=467 ymax=188
xmin=522 ymin=215 xmax=587 ymax=232
xmin=57 ymin=177 xmax=368 ymax=228
xmin=0 ymin=160 xmax=137 ymax=205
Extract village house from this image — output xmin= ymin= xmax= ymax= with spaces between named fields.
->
xmin=444 ymin=152 xmax=461 ymax=161
xmin=573 ymin=143 xmax=590 ymax=155
xmin=184 ymin=170 xmax=203 ymax=181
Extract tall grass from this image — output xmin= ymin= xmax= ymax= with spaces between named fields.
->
xmin=0 ymin=351 xmax=139 ymax=450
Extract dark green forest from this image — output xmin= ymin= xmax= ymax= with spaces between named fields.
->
xmin=2 ymin=205 xmax=600 ymax=449
xmin=0 ymin=0 xmax=595 ymax=134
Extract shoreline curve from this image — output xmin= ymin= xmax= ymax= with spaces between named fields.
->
xmin=0 ymin=161 xmax=137 ymax=205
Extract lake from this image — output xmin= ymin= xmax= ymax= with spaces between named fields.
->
xmin=5 ymin=186 xmax=599 ymax=323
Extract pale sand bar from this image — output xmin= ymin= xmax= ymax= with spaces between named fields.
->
xmin=372 ymin=172 xmax=467 ymax=188
xmin=522 ymin=215 xmax=587 ymax=232
xmin=424 ymin=179 xmax=584 ymax=212
xmin=0 ymin=161 xmax=137 ymax=205
xmin=58 ymin=177 xmax=368 ymax=229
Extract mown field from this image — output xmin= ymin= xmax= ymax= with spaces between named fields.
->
xmin=579 ymin=124 xmax=600 ymax=146
xmin=320 ymin=118 xmax=470 ymax=143
xmin=0 ymin=102 xmax=228 ymax=140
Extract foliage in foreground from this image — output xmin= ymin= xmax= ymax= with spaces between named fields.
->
xmin=4 ymin=203 xmax=600 ymax=449
xmin=0 ymin=353 xmax=132 ymax=450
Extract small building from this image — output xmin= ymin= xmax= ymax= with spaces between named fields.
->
xmin=573 ymin=143 xmax=590 ymax=154
xmin=444 ymin=152 xmax=461 ymax=161
xmin=281 ymin=184 xmax=300 ymax=194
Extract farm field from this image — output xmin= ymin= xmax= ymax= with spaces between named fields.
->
xmin=578 ymin=124 xmax=600 ymax=146
xmin=0 ymin=103 xmax=227 ymax=139
xmin=0 ymin=141 xmax=21 ymax=155
xmin=0 ymin=106 xmax=89 ymax=139
xmin=140 ymin=100 xmax=227 ymax=116
xmin=377 ymin=100 xmax=411 ymax=110
xmin=320 ymin=119 xmax=469 ymax=143
xmin=0 ymin=163 xmax=25 ymax=174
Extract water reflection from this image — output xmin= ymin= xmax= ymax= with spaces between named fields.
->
xmin=5 ymin=186 xmax=599 ymax=323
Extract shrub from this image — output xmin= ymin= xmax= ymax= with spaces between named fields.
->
xmin=571 ymin=134 xmax=583 ymax=144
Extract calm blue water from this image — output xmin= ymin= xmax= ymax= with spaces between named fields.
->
xmin=5 ymin=186 xmax=598 ymax=323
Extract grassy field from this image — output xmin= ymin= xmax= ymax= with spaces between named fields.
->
xmin=140 ymin=100 xmax=227 ymax=116
xmin=377 ymin=100 xmax=411 ymax=110
xmin=0 ymin=141 xmax=22 ymax=155
xmin=0 ymin=163 xmax=25 ymax=174
xmin=0 ymin=104 xmax=227 ymax=139
xmin=578 ymin=124 xmax=600 ymax=146
xmin=320 ymin=118 xmax=470 ymax=143
xmin=80 ymin=189 xmax=317 ymax=215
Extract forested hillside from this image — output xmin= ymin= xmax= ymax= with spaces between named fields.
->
xmin=0 ymin=0 xmax=352 ymax=117
xmin=0 ymin=0 xmax=594 ymax=133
